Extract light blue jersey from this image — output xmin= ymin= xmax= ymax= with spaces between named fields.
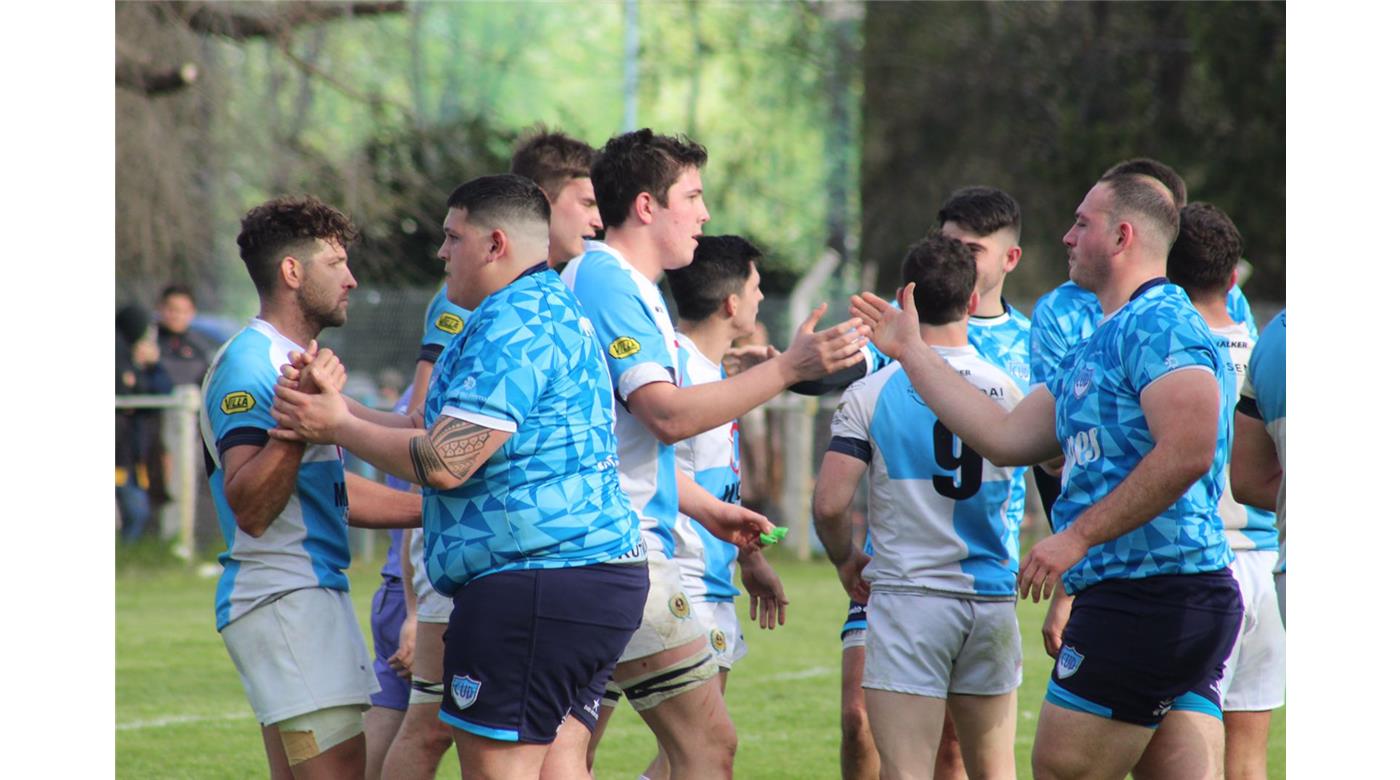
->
xmin=1031 ymin=281 xmax=1256 ymax=386
xmin=1045 ymin=280 xmax=1233 ymax=594
xmin=421 ymin=264 xmax=641 ymax=595
xmin=672 ymin=333 xmax=742 ymax=603
xmin=1240 ymin=310 xmax=1286 ymax=571
xmin=200 ymin=319 xmax=350 ymax=631
xmin=419 ymin=286 xmax=473 ymax=365
xmin=561 ymin=241 xmax=683 ymax=557
xmin=969 ymin=302 xmax=1033 ymax=532
xmin=1211 ymin=321 xmax=1278 ymax=552
xmin=829 ymin=345 xmax=1025 ymax=599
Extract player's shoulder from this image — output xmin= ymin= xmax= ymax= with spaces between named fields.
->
xmin=1033 ymin=281 xmax=1093 ymax=315
xmin=1124 ymin=284 xmax=1210 ymax=337
xmin=563 ymin=242 xmax=642 ymax=293
xmin=424 ymin=287 xmax=472 ymax=338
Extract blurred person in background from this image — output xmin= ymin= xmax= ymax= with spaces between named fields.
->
xmin=116 ymin=303 xmax=172 ymax=543
xmin=157 ymin=283 xmax=217 ymax=386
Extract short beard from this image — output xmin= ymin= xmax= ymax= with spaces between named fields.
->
xmin=297 ymin=290 xmax=346 ymax=331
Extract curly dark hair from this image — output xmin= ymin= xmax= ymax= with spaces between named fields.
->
xmin=1167 ymin=202 xmax=1242 ymax=297
xmin=510 ymin=129 xmax=597 ymax=201
xmin=902 ymin=233 xmax=978 ymax=326
xmin=236 ymin=196 xmax=359 ymax=295
xmin=592 ymin=128 xmax=708 ymax=229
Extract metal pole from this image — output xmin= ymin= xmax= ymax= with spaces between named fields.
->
xmin=162 ymin=386 xmax=201 ymax=561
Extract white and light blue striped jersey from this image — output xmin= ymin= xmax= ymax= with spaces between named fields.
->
xmin=419 ymin=286 xmax=473 ymax=365
xmin=422 ymin=264 xmax=641 ymax=594
xmin=828 ymin=345 xmax=1025 ymax=599
xmin=200 ymin=319 xmax=350 ymax=631
xmin=1211 ymin=321 xmax=1278 ymax=552
xmin=671 ymin=333 xmax=742 ymax=603
xmin=1240 ymin=310 xmax=1285 ymax=571
xmin=968 ymin=302 xmax=1033 ymax=530
xmin=561 ymin=240 xmax=683 ymax=557
xmin=1045 ymin=280 xmax=1234 ymax=594
xmin=1031 ymin=281 xmax=1256 ymax=386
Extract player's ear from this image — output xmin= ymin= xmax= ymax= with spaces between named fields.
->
xmin=967 ymin=288 xmax=980 ymax=316
xmin=1004 ymin=245 xmax=1022 ymax=272
xmin=1229 ymin=266 xmax=1239 ymax=289
xmin=488 ymin=228 xmax=508 ymax=261
xmin=632 ymin=190 xmax=655 ymax=226
xmin=724 ymin=293 xmax=739 ymax=318
xmin=1115 ymin=220 xmax=1133 ymax=253
xmin=279 ymin=255 xmax=302 ymax=290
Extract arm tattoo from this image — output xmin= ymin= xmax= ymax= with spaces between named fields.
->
xmin=410 ymin=417 xmax=494 ymax=486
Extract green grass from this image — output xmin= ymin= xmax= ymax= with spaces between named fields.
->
xmin=117 ymin=550 xmax=1284 ymax=778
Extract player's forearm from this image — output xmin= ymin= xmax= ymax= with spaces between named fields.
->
xmin=346 ymin=396 xmax=417 ymax=429
xmin=677 ymin=472 xmax=740 ymax=541
xmin=225 ymin=440 xmax=306 ymax=537
xmin=1065 ymin=439 xmax=1213 ymax=550
xmin=641 ymin=360 xmax=796 ymax=444
xmin=1230 ymin=412 xmax=1280 ymax=511
xmin=400 ymin=534 xmax=419 ymax=613
xmin=408 ymin=360 xmax=434 ymax=417
xmin=896 ymin=345 xmax=1031 ymax=465
xmin=346 ymin=473 xmax=421 ymax=529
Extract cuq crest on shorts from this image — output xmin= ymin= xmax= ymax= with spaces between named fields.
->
xmin=451 ymin=673 xmax=482 ymax=710
xmin=1056 ymin=645 xmax=1085 ymax=679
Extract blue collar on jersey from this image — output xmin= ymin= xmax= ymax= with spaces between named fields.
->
xmin=512 ymin=261 xmax=550 ymax=283
xmin=1129 ymin=277 xmax=1169 ymax=302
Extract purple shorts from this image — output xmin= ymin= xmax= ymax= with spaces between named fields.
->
xmin=438 ymin=562 xmax=648 ymax=744
xmin=369 ymin=576 xmax=410 ymax=710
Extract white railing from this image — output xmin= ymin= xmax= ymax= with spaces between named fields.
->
xmin=115 ymin=385 xmax=202 ymax=561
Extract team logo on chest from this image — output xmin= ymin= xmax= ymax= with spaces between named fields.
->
xmin=1056 ymin=645 xmax=1085 ymax=679
xmin=1072 ymin=365 xmax=1096 ymax=399
xmin=451 ymin=673 xmax=482 ymax=709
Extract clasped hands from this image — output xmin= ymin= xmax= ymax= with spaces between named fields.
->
xmin=268 ymin=340 xmax=351 ymax=445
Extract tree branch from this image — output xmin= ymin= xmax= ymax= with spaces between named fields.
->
xmin=181 ymin=1 xmax=406 ymax=41
xmin=116 ymin=58 xmax=200 ymax=95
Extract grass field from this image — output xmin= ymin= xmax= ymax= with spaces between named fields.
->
xmin=116 ymin=544 xmax=1284 ymax=778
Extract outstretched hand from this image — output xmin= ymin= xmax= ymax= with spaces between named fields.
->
xmin=740 ymin=551 xmax=789 ymax=629
xmin=699 ymin=501 xmax=776 ymax=552
xmin=849 ymin=283 xmax=922 ymax=362
xmin=781 ymin=303 xmax=871 ymax=382
xmin=722 ymin=344 xmax=780 ymax=376
xmin=269 ymin=379 xmax=351 ymax=445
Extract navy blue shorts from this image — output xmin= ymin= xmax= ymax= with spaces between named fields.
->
xmin=840 ymin=599 xmax=868 ymax=640
xmin=370 ymin=577 xmax=410 ymax=710
xmin=438 ymin=562 xmax=648 ymax=744
xmin=1047 ymin=569 xmax=1243 ymax=727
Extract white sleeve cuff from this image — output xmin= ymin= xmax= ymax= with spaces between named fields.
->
xmin=617 ymin=363 xmax=675 ymax=402
xmin=439 ymin=406 xmax=518 ymax=433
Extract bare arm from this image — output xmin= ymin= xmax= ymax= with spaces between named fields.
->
xmin=220 ymin=440 xmax=306 ymax=538
xmin=1230 ymin=410 xmax=1280 ymax=511
xmin=626 ymin=306 xmax=869 ymax=444
xmin=1017 ymin=368 xmax=1221 ymax=601
xmin=737 ymin=548 xmax=788 ymax=629
xmin=677 ymin=471 xmax=773 ymax=548
xmin=812 ymin=450 xmax=872 ymax=603
xmin=345 ymin=473 xmax=421 ymax=529
xmin=408 ymin=359 xmax=434 ymax=418
xmin=851 ymin=287 xmax=1060 ymax=466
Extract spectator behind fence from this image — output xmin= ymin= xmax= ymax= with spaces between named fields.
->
xmin=157 ymin=283 xmax=217 ymax=386
xmin=116 ymin=303 xmax=172 ymax=543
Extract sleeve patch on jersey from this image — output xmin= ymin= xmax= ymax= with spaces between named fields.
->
xmin=220 ymin=391 xmax=256 ymax=414
xmin=435 ymin=312 xmax=465 ymax=334
xmin=608 ymin=336 xmax=642 ymax=359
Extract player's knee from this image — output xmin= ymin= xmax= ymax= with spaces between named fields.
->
xmin=275 ymin=705 xmax=364 ymax=766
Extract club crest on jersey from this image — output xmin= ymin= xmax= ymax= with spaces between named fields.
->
xmin=220 ymin=391 xmax=256 ymax=414
xmin=436 ymin=312 xmax=465 ymax=334
xmin=1056 ymin=645 xmax=1085 ymax=679
xmin=451 ymin=674 xmax=481 ymax=709
xmin=609 ymin=336 xmax=642 ymax=359
xmin=669 ymin=592 xmax=691 ymax=619
xmin=710 ymin=628 xmax=727 ymax=654
xmin=1072 ymin=366 xmax=1096 ymax=399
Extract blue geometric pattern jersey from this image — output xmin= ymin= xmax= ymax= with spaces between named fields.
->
xmin=421 ymin=265 xmax=641 ymax=595
xmin=1045 ymin=281 xmax=1233 ymax=594
xmin=1031 ymin=281 xmax=1256 ymax=386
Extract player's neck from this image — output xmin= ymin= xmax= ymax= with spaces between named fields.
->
xmin=971 ymin=283 xmax=1006 ymax=318
xmin=1191 ymin=294 xmax=1234 ymax=328
xmin=257 ymin=302 xmax=318 ymax=348
xmin=603 ymin=230 xmax=665 ymax=283
xmin=677 ymin=317 xmax=734 ymax=365
xmin=920 ymin=320 xmax=969 ymax=348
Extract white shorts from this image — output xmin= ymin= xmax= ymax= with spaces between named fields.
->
xmin=618 ymin=550 xmax=705 ymax=663
xmin=691 ymin=599 xmax=747 ymax=670
xmin=863 ymin=590 xmax=1022 ymax=699
xmin=1220 ymin=549 xmax=1286 ymax=710
xmin=410 ymin=528 xmax=454 ymax=623
xmin=221 ymin=587 xmax=379 ymax=725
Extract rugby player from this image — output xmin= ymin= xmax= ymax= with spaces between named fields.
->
xmin=271 ymin=174 xmax=676 ymax=779
xmin=561 ymin=128 xmax=866 ymax=778
xmin=851 ymin=168 xmax=1244 ymax=780
xmin=201 ymin=196 xmax=421 ymax=780
xmin=509 ymin=129 xmax=604 ymax=268
xmin=1231 ymin=311 xmax=1285 ymax=625
xmin=816 ymin=234 xmax=1027 ymax=780
xmin=633 ymin=234 xmax=790 ymax=780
